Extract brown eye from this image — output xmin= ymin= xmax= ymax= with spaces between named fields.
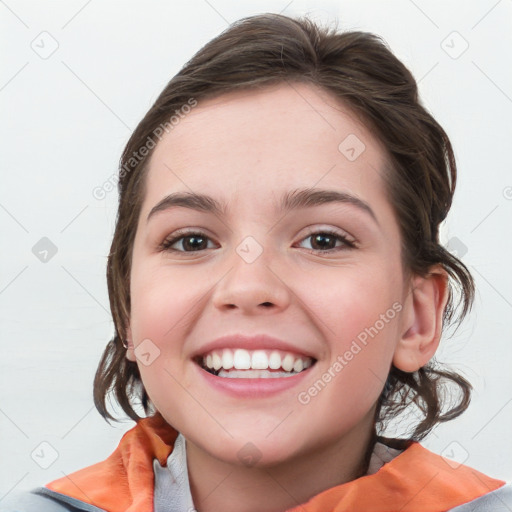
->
xmin=309 ymin=233 xmax=338 ymax=251
xmin=297 ymin=229 xmax=356 ymax=254
xmin=160 ymin=231 xmax=213 ymax=252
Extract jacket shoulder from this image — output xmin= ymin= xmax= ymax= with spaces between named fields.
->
xmin=0 ymin=487 xmax=106 ymax=512
xmin=449 ymin=483 xmax=512 ymax=511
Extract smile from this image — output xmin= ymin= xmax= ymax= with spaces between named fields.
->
xmin=197 ymin=348 xmax=316 ymax=379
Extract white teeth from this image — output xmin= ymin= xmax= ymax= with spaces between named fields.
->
xmin=233 ymin=349 xmax=251 ymax=370
xmin=212 ymin=352 xmax=222 ymax=371
xmin=221 ymin=349 xmax=234 ymax=369
xmin=281 ymin=354 xmax=295 ymax=372
xmin=251 ymin=350 xmax=268 ymax=370
xmin=201 ymin=348 xmax=314 ymax=376
xmin=269 ymin=351 xmax=281 ymax=369
xmin=218 ymin=369 xmax=297 ymax=379
xmin=293 ymin=359 xmax=304 ymax=373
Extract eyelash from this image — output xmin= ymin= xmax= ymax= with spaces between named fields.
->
xmin=158 ymin=228 xmax=357 ymax=256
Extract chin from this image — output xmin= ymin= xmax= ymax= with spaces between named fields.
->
xmin=183 ymin=427 xmax=301 ymax=467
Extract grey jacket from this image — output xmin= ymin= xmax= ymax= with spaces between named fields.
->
xmin=2 ymin=434 xmax=511 ymax=511
xmin=3 ymin=483 xmax=512 ymax=511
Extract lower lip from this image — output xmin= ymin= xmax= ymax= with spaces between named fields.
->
xmin=195 ymin=364 xmax=313 ymax=398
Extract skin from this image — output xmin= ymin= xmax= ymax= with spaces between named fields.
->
xmin=125 ymin=82 xmax=449 ymax=512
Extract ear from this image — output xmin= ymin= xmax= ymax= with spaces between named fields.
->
xmin=124 ymin=324 xmax=137 ymax=362
xmin=393 ymin=265 xmax=449 ymax=372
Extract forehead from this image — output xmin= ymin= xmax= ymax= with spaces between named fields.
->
xmin=141 ymin=82 xmax=390 ymax=216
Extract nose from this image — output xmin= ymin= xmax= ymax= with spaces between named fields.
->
xmin=211 ymin=244 xmax=292 ymax=314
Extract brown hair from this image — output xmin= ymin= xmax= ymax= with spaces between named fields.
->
xmin=93 ymin=13 xmax=474 ymax=443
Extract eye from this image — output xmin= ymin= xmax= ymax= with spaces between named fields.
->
xmin=296 ymin=228 xmax=356 ymax=254
xmin=158 ymin=228 xmax=357 ymax=255
xmin=159 ymin=230 xmax=216 ymax=253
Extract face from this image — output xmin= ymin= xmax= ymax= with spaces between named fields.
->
xmin=126 ymin=82 xmax=410 ymax=467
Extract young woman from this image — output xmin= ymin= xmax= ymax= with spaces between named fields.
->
xmin=5 ymin=12 xmax=511 ymax=512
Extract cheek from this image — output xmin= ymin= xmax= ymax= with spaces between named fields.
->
xmin=302 ymin=263 xmax=400 ymax=342
xmin=297 ymin=265 xmax=401 ymax=401
xmin=129 ymin=263 xmax=203 ymax=345
xmin=128 ymin=266 xmax=199 ymax=418
xmin=297 ymin=321 xmax=399 ymax=434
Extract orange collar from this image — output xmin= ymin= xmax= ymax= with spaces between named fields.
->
xmin=47 ymin=413 xmax=177 ymax=512
xmin=46 ymin=413 xmax=505 ymax=512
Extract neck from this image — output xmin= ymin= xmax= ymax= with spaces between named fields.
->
xmin=185 ymin=410 xmax=376 ymax=512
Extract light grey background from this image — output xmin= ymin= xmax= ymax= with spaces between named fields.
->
xmin=1 ymin=0 xmax=511 ymax=498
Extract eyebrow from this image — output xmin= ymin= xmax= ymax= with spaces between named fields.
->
xmin=146 ymin=188 xmax=379 ymax=226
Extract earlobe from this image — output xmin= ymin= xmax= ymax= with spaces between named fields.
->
xmin=393 ymin=266 xmax=449 ymax=373
xmin=124 ymin=325 xmax=137 ymax=362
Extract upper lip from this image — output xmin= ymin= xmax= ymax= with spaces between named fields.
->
xmin=191 ymin=334 xmax=317 ymax=360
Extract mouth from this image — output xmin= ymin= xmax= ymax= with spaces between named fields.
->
xmin=194 ymin=348 xmax=316 ymax=379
